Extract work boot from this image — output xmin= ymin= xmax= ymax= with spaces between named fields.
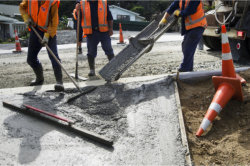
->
xmin=78 ymin=47 xmax=82 ymax=54
xmin=107 ymin=54 xmax=114 ymax=61
xmin=30 ymin=64 xmax=44 ymax=86
xmin=53 ymin=66 xmax=64 ymax=92
xmin=87 ymin=56 xmax=96 ymax=77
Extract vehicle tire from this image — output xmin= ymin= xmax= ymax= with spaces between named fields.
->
xmin=202 ymin=36 xmax=221 ymax=50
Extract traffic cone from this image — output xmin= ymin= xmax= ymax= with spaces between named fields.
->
xmin=196 ymin=25 xmax=246 ymax=137
xmin=13 ymin=30 xmax=22 ymax=53
xmin=118 ymin=23 xmax=124 ymax=44
xmin=221 ymin=25 xmax=246 ymax=86
xmin=221 ymin=25 xmax=236 ymax=78
xmin=196 ymin=76 xmax=244 ymax=137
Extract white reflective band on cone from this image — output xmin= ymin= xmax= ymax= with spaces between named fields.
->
xmin=222 ymin=53 xmax=233 ymax=60
xmin=209 ymin=102 xmax=222 ymax=114
xmin=222 ymin=34 xmax=229 ymax=44
xmin=201 ymin=118 xmax=211 ymax=130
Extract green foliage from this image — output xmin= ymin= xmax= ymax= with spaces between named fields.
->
xmin=58 ymin=1 xmax=75 ymax=18
xmin=131 ymin=6 xmax=144 ymax=16
xmin=58 ymin=15 xmax=70 ymax=30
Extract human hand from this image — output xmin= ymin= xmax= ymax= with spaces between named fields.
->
xmin=174 ymin=10 xmax=180 ymax=17
xmin=41 ymin=33 xmax=49 ymax=45
xmin=109 ymin=28 xmax=113 ymax=36
xmin=76 ymin=3 xmax=81 ymax=11
xmin=23 ymin=14 xmax=33 ymax=27
xmin=158 ymin=17 xmax=167 ymax=28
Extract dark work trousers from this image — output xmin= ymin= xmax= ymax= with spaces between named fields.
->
xmin=27 ymin=27 xmax=61 ymax=70
xmin=86 ymin=31 xmax=114 ymax=58
xmin=180 ymin=27 xmax=205 ymax=71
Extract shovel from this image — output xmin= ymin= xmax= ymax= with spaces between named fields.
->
xmin=70 ymin=10 xmax=87 ymax=81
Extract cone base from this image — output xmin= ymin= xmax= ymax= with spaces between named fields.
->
xmin=212 ymin=76 xmax=244 ymax=101
xmin=12 ymin=50 xmax=22 ymax=53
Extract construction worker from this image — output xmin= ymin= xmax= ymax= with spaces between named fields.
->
xmin=159 ymin=0 xmax=207 ymax=72
xmin=19 ymin=0 xmax=64 ymax=91
xmin=73 ymin=8 xmax=83 ymax=54
xmin=75 ymin=0 xmax=115 ymax=77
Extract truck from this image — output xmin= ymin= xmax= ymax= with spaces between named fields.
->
xmin=203 ymin=0 xmax=250 ymax=64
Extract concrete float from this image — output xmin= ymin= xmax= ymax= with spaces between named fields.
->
xmin=0 ymin=67 xmax=248 ymax=165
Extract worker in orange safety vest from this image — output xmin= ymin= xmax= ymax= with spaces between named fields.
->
xmin=75 ymin=0 xmax=114 ymax=77
xmin=19 ymin=0 xmax=64 ymax=91
xmin=159 ymin=0 xmax=207 ymax=72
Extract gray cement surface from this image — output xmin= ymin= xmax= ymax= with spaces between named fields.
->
xmin=0 ymin=76 xmax=187 ymax=165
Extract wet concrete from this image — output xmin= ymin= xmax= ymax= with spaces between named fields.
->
xmin=0 ymin=76 xmax=187 ymax=165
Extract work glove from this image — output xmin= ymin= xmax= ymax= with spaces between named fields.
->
xmin=158 ymin=17 xmax=167 ymax=28
xmin=23 ymin=14 xmax=33 ymax=27
xmin=174 ymin=10 xmax=180 ymax=17
xmin=41 ymin=33 xmax=49 ymax=45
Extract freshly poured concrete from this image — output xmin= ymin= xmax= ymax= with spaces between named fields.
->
xmin=0 ymin=75 xmax=189 ymax=165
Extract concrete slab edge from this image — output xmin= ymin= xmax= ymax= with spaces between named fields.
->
xmin=174 ymin=82 xmax=192 ymax=166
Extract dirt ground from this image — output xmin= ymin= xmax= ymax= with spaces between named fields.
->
xmin=179 ymin=69 xmax=250 ymax=165
xmin=1 ymin=41 xmax=246 ymax=89
xmin=0 ymin=39 xmax=250 ymax=164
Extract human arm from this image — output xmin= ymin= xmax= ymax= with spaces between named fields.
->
xmin=46 ymin=2 xmax=59 ymax=39
xmin=19 ymin=0 xmax=30 ymax=24
xmin=159 ymin=0 xmax=180 ymax=27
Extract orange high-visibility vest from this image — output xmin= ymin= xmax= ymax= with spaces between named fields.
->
xmin=179 ymin=0 xmax=207 ymax=30
xmin=80 ymin=0 xmax=109 ymax=34
xmin=28 ymin=0 xmax=60 ymax=32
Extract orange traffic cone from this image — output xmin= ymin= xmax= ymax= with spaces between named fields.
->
xmin=118 ymin=23 xmax=124 ymax=44
xmin=196 ymin=25 xmax=245 ymax=137
xmin=196 ymin=77 xmax=240 ymax=137
xmin=221 ymin=25 xmax=236 ymax=78
xmin=13 ymin=30 xmax=22 ymax=53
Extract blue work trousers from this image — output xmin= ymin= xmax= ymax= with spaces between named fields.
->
xmin=27 ymin=27 xmax=61 ymax=69
xmin=86 ymin=31 xmax=114 ymax=58
xmin=180 ymin=27 xmax=205 ymax=71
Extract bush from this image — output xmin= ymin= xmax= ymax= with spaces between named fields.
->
xmin=58 ymin=15 xmax=71 ymax=30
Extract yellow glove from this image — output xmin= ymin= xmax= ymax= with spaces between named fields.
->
xmin=23 ymin=14 xmax=29 ymax=23
xmin=174 ymin=10 xmax=180 ymax=17
xmin=23 ymin=14 xmax=34 ymax=27
xmin=158 ymin=17 xmax=167 ymax=28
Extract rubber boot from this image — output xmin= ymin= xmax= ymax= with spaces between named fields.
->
xmin=87 ymin=56 xmax=96 ymax=77
xmin=30 ymin=64 xmax=44 ymax=86
xmin=78 ymin=47 xmax=82 ymax=54
xmin=107 ymin=54 xmax=114 ymax=61
xmin=53 ymin=66 xmax=64 ymax=92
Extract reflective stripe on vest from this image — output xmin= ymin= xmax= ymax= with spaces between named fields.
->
xmin=179 ymin=0 xmax=207 ymax=30
xmin=81 ymin=0 xmax=108 ymax=35
xmin=28 ymin=0 xmax=57 ymax=31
